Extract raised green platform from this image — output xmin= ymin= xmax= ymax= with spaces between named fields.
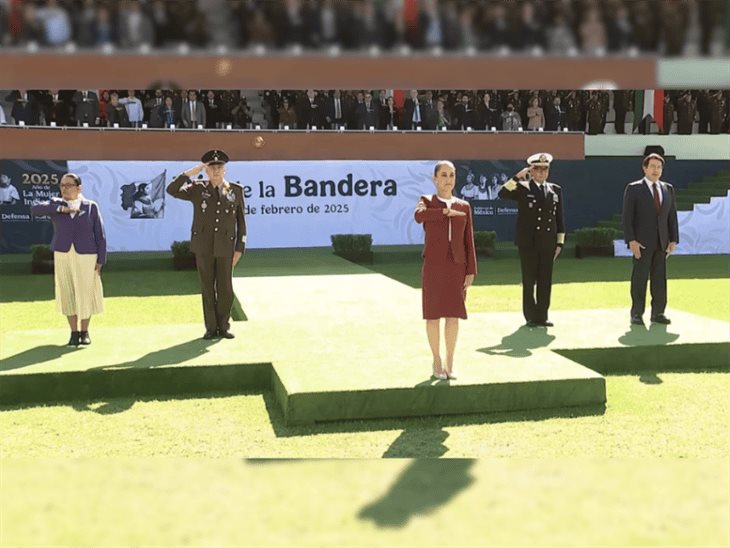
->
xmin=2 ymin=251 xmax=728 ymax=423
xmin=2 ymin=302 xmax=727 ymax=424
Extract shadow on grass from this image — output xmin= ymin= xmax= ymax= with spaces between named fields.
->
xmin=639 ymin=372 xmax=663 ymax=385
xmin=0 ymin=345 xmax=79 ymax=372
xmin=67 ymin=390 xmax=257 ymax=416
xmin=382 ymin=426 xmax=449 ymax=458
xmin=358 ymin=459 xmax=475 ymax=528
xmin=477 ymin=325 xmax=556 ymax=358
xmin=618 ymin=323 xmax=680 ymax=346
xmin=90 ymin=338 xmax=222 ymax=370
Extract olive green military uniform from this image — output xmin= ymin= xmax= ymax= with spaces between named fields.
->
xmin=167 ymin=174 xmax=246 ymax=334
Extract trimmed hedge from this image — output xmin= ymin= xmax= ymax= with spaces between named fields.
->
xmin=474 ymin=230 xmax=497 ymax=257
xmin=574 ymin=227 xmax=621 ymax=247
xmin=31 ymin=244 xmax=54 ymax=274
xmin=574 ymin=227 xmax=620 ymax=258
xmin=171 ymin=240 xmax=196 ymax=270
xmin=331 ymin=234 xmax=373 ymax=263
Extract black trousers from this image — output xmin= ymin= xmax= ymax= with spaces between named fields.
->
xmin=195 ymin=253 xmax=234 ymax=332
xmin=614 ymin=108 xmax=626 ymax=133
xmin=519 ymin=245 xmax=554 ymax=323
xmin=630 ymin=245 xmax=667 ymax=318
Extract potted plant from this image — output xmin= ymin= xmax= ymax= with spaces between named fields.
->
xmin=171 ymin=240 xmax=197 ymax=270
xmin=574 ymin=227 xmax=621 ymax=258
xmin=31 ymin=244 xmax=54 ymax=274
xmin=331 ymin=234 xmax=374 ymax=264
xmin=473 ymin=231 xmax=497 ymax=257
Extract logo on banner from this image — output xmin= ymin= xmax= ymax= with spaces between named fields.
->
xmin=457 ymin=168 xmax=514 ymax=216
xmin=120 ymin=170 xmax=166 ymax=219
xmin=0 ymin=173 xmax=21 ymax=206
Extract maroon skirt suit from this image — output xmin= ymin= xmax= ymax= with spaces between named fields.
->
xmin=415 ymin=195 xmax=478 ymax=319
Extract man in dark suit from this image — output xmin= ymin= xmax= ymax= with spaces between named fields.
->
xmin=622 ymin=152 xmax=679 ymax=325
xmin=167 ymin=150 xmax=246 ymax=339
xmin=544 ymin=95 xmax=564 ymax=131
xmin=356 ymin=92 xmax=379 ymax=129
xmin=330 ymin=90 xmax=351 ymax=129
xmin=41 ymin=89 xmax=72 ymax=126
xmin=72 ymin=90 xmax=99 ymax=126
xmin=612 ymin=90 xmax=632 ymax=134
xmin=8 ymin=89 xmax=39 ymax=125
xmin=499 ymin=153 xmax=565 ymax=327
xmin=402 ymin=89 xmax=423 ymax=130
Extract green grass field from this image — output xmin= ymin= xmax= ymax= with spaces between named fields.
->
xmin=2 ymin=459 xmax=727 ymax=546
xmin=1 ymin=247 xmax=728 ymax=546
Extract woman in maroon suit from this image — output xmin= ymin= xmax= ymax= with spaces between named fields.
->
xmin=415 ymin=161 xmax=477 ymax=380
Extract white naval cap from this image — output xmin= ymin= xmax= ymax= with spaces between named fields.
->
xmin=527 ymin=152 xmax=553 ymax=167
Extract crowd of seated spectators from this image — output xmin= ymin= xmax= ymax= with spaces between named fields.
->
xmin=1 ymin=0 xmax=727 ymax=56
xmin=1 ymin=88 xmax=728 ymax=134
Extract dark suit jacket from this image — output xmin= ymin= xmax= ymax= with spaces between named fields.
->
xmin=72 ymin=91 xmax=99 ymax=124
xmin=106 ymin=104 xmax=131 ymax=127
xmin=324 ymin=95 xmax=350 ymax=127
xmin=414 ymin=194 xmax=477 ymax=276
xmin=167 ymin=175 xmax=247 ymax=257
xmin=622 ymin=178 xmax=679 ymax=251
xmin=356 ymin=102 xmax=379 ymax=129
xmin=402 ymin=98 xmax=423 ymax=130
xmin=498 ymin=179 xmax=565 ymax=249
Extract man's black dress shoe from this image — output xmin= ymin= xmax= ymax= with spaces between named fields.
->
xmin=218 ymin=330 xmax=235 ymax=339
xmin=67 ymin=331 xmax=80 ymax=347
xmin=203 ymin=330 xmax=217 ymax=340
xmin=538 ymin=320 xmax=554 ymax=327
xmin=78 ymin=331 xmax=91 ymax=345
xmin=631 ymin=315 xmax=644 ymax=325
xmin=651 ymin=314 xmax=671 ymax=324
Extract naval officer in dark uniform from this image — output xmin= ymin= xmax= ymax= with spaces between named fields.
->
xmin=167 ymin=149 xmax=246 ymax=339
xmin=498 ymin=153 xmax=566 ymax=327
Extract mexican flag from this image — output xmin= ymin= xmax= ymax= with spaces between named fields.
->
xmin=633 ymin=90 xmax=665 ymax=132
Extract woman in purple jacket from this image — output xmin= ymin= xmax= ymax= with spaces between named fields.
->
xmin=31 ymin=173 xmax=106 ymax=346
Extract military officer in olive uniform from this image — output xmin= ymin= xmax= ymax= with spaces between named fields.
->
xmin=498 ymin=153 xmax=566 ymax=327
xmin=167 ymin=149 xmax=246 ymax=339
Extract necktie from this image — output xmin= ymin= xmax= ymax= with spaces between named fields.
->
xmin=414 ymin=105 xmax=420 ymax=123
xmin=335 ymin=98 xmax=341 ymax=119
xmin=652 ymin=182 xmax=661 ymax=211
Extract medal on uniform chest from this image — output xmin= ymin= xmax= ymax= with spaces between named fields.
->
xmin=201 ymin=201 xmax=208 ymax=212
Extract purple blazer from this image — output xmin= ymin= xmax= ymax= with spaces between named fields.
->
xmin=31 ymin=197 xmax=107 ymax=265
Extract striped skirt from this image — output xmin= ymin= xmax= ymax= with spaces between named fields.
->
xmin=54 ymin=244 xmax=104 ymax=318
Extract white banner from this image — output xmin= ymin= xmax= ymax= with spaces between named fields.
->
xmin=67 ymin=160 xmax=438 ymax=251
xmin=614 ymin=192 xmax=730 ymax=256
